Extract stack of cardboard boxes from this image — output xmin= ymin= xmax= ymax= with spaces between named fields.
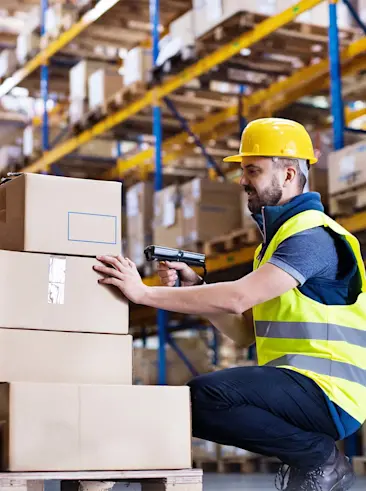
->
xmin=0 ymin=173 xmax=191 ymax=471
xmin=125 ymin=178 xmax=247 ymax=265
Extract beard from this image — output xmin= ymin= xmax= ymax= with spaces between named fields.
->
xmin=244 ymin=175 xmax=283 ymax=214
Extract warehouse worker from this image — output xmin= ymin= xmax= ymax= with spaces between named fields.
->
xmin=94 ymin=118 xmax=366 ymax=491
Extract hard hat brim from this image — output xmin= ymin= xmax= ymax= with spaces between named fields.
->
xmin=223 ymin=153 xmax=318 ymax=164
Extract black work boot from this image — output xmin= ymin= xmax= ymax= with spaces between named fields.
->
xmin=275 ymin=446 xmax=356 ymax=491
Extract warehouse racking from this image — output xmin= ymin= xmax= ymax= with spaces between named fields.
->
xmin=1 ymin=0 xmax=366 ymax=462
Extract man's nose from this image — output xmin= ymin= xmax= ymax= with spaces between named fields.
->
xmin=240 ymin=172 xmax=248 ymax=186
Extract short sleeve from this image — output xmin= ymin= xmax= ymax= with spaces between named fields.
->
xmin=268 ymin=227 xmax=339 ymax=286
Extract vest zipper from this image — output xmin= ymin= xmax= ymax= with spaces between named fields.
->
xmin=261 ymin=206 xmax=267 ymax=244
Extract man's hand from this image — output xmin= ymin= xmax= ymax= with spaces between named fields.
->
xmin=93 ymin=255 xmax=148 ymax=304
xmin=157 ymin=261 xmax=202 ymax=287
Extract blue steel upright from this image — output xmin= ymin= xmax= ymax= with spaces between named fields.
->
xmin=40 ymin=0 xmax=49 ymax=152
xmin=150 ymin=0 xmax=167 ymax=385
xmin=329 ymin=0 xmax=357 ymax=460
xmin=328 ymin=0 xmax=344 ymax=151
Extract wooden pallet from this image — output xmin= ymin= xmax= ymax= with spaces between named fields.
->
xmin=353 ymin=456 xmax=366 ymax=476
xmin=204 ymin=227 xmax=260 ymax=257
xmin=329 ymin=186 xmax=366 ymax=217
xmin=0 ymin=470 xmax=202 ymax=491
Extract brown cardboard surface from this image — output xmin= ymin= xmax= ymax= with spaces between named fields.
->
xmin=154 ymin=208 xmax=185 ymax=248
xmin=181 ymin=178 xmax=241 ymax=206
xmin=0 ymin=329 xmax=132 ymax=385
xmin=0 ymin=174 xmax=122 ymax=256
xmin=0 ymin=382 xmax=191 ymax=471
xmin=126 ymin=183 xmax=154 ymax=266
xmin=0 ymin=250 xmax=129 ymax=334
xmin=182 ymin=203 xmax=241 ymax=243
xmin=328 ymin=140 xmax=366 ymax=195
xmin=133 ymin=338 xmax=211 ymax=386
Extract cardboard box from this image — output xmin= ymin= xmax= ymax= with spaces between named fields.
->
xmin=0 ymin=173 xmax=122 ymax=257
xmin=0 ymin=147 xmax=21 ymax=174
xmin=181 ymin=179 xmax=242 ymax=243
xmin=181 ymin=177 xmax=241 ymax=207
xmin=124 ymin=47 xmax=152 ymax=86
xmin=193 ymin=0 xmax=223 ymax=38
xmin=77 ymin=139 xmax=117 ymax=159
xmin=134 ymin=337 xmax=211 ymax=386
xmin=153 ymin=185 xmax=184 ymax=248
xmin=126 ymin=182 xmax=154 ymax=267
xmin=68 ymin=98 xmax=88 ymax=125
xmin=183 ymin=203 xmax=242 ymax=243
xmin=327 ymin=140 xmax=366 ymax=196
xmin=16 ymin=31 xmax=39 ymax=65
xmin=0 ymin=50 xmax=17 ymax=79
xmin=88 ymin=69 xmax=123 ymax=111
xmin=45 ymin=4 xmax=78 ymax=39
xmin=0 ymin=329 xmax=132 ymax=385
xmin=69 ymin=60 xmax=106 ymax=101
xmin=224 ymin=0 xmax=278 ymax=19
xmin=171 ymin=10 xmax=195 ymax=46
xmin=0 ymin=250 xmax=128 ymax=334
xmin=0 ymin=382 xmax=191 ymax=471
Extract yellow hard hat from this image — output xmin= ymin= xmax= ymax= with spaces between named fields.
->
xmin=223 ymin=118 xmax=318 ymax=164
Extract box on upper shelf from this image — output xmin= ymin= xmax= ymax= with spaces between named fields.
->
xmin=153 ymin=184 xmax=184 ymax=249
xmin=126 ymin=182 xmax=154 ymax=267
xmin=181 ymin=178 xmax=242 ymax=244
xmin=0 ymin=173 xmax=122 ymax=257
xmin=0 ymin=329 xmax=132 ymax=385
xmin=88 ymin=68 xmax=123 ymax=111
xmin=0 ymin=250 xmax=128 ymax=334
xmin=0 ymin=382 xmax=191 ymax=471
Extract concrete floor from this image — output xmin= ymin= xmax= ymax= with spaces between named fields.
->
xmin=203 ymin=473 xmax=366 ymax=490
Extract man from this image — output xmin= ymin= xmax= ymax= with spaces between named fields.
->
xmin=94 ymin=118 xmax=366 ymax=491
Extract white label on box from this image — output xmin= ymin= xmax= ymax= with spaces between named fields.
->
xmin=176 ymin=236 xmax=184 ymax=247
xmin=68 ymin=212 xmax=117 ymax=245
xmin=163 ymin=201 xmax=176 ymax=227
xmin=339 ymin=155 xmax=355 ymax=177
xmin=48 ymin=256 xmax=66 ymax=304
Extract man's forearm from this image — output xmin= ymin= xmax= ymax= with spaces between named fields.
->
xmin=206 ymin=311 xmax=255 ymax=348
xmin=143 ymin=281 xmax=246 ymax=315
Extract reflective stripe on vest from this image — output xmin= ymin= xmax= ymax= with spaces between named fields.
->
xmin=265 ymin=354 xmax=366 ymax=388
xmin=255 ymin=321 xmax=366 ymax=348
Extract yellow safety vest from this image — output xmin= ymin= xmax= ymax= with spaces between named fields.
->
xmin=253 ymin=209 xmax=366 ymax=424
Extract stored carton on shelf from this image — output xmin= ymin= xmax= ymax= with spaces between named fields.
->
xmin=0 ymin=250 xmax=128 ymax=334
xmin=0 ymin=173 xmax=122 ymax=257
xmin=153 ymin=184 xmax=184 ymax=248
xmin=327 ymin=140 xmax=366 ymax=196
xmin=126 ymin=182 xmax=154 ymax=267
xmin=88 ymin=69 xmax=123 ymax=111
xmin=0 ymin=329 xmax=132 ymax=385
xmin=69 ymin=60 xmax=107 ymax=101
xmin=181 ymin=178 xmax=242 ymax=244
xmin=0 ymin=382 xmax=191 ymax=471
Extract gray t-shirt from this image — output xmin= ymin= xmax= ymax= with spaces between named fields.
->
xmin=268 ymin=226 xmax=352 ymax=286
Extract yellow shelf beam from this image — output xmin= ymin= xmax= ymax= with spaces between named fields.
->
xmin=113 ymin=38 xmax=366 ymax=178
xmin=22 ymin=0 xmax=325 ymax=174
xmin=0 ymin=0 xmax=122 ymax=99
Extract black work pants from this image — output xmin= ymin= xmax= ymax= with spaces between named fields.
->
xmin=188 ymin=365 xmax=339 ymax=470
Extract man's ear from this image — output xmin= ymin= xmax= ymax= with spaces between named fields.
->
xmin=284 ymin=165 xmax=297 ymax=187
